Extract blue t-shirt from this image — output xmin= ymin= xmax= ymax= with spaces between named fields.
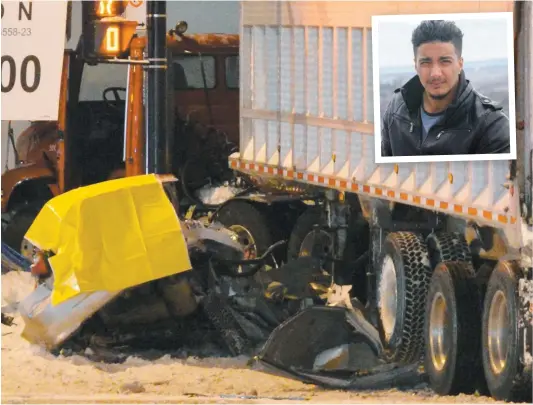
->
xmin=420 ymin=107 xmax=445 ymax=142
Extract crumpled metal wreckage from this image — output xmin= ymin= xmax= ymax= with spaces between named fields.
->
xmin=14 ymin=174 xmax=425 ymax=390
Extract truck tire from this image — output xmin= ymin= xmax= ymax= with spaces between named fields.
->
xmin=215 ymin=200 xmax=274 ymax=260
xmin=424 ymin=261 xmax=482 ymax=395
xmin=2 ymin=203 xmax=43 ymax=254
xmin=482 ymin=261 xmax=532 ymax=403
xmin=287 ymin=206 xmax=331 ymax=263
xmin=376 ymin=231 xmax=432 ymax=364
xmin=426 ymin=232 xmax=472 ymax=270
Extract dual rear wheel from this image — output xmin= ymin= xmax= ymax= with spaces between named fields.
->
xmin=424 ymin=256 xmax=531 ymax=401
xmin=375 ymin=231 xmax=531 ymax=402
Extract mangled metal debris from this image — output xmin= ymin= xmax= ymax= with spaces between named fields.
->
xmin=255 ymin=305 xmax=425 ymax=390
xmin=10 ymin=174 xmax=427 ymax=391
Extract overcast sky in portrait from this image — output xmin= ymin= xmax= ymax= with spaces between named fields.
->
xmin=376 ymin=16 xmax=510 ymax=68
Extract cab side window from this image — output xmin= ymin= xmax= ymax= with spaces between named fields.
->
xmin=172 ymin=55 xmax=216 ymax=90
xmin=225 ymin=55 xmax=239 ymax=89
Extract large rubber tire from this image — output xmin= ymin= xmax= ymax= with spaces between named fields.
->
xmin=376 ymin=231 xmax=432 ymax=364
xmin=426 ymin=232 xmax=472 ymax=270
xmin=287 ymin=207 xmax=324 ymax=261
xmin=215 ymin=200 xmax=274 ymax=260
xmin=482 ymin=261 xmax=532 ymax=403
xmin=424 ymin=261 xmax=483 ymax=395
xmin=2 ymin=203 xmax=43 ymax=253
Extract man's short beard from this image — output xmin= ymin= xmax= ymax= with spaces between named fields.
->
xmin=428 ymin=90 xmax=451 ymax=100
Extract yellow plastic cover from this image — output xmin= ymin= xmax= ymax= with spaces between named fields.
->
xmin=25 ymin=174 xmax=192 ymax=306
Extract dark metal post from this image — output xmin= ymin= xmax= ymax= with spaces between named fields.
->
xmin=145 ymin=0 xmax=167 ymax=174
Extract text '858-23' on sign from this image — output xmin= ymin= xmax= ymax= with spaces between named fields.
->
xmin=1 ymin=1 xmax=68 ymax=121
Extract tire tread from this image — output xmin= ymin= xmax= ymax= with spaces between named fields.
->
xmin=380 ymin=231 xmax=432 ymax=364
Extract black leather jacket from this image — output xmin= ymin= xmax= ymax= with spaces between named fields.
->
xmin=381 ymin=70 xmax=510 ymax=157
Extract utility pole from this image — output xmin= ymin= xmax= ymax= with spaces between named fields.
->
xmin=145 ymin=0 xmax=167 ymax=174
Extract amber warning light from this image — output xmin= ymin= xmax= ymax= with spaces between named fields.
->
xmin=95 ymin=20 xmax=138 ymax=57
xmin=82 ymin=0 xmax=138 ymax=59
xmin=95 ymin=0 xmax=128 ymax=18
xmin=105 ymin=26 xmax=119 ymax=52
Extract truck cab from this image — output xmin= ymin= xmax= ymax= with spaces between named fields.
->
xmin=1 ymin=29 xmax=240 ymax=253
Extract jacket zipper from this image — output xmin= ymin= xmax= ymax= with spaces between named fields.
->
xmin=420 ymin=125 xmax=442 ymax=151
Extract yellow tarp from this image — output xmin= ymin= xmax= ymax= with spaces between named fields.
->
xmin=25 ymin=174 xmax=192 ymax=306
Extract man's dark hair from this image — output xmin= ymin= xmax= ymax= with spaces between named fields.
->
xmin=411 ymin=20 xmax=464 ymax=57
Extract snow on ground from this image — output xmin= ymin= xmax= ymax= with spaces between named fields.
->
xmin=0 ymin=270 xmax=510 ymax=404
xmin=1 ymin=271 xmax=35 ymax=313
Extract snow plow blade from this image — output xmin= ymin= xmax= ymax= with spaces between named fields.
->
xmin=256 ymin=306 xmax=426 ymax=390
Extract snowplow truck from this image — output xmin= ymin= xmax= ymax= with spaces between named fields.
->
xmin=1 ymin=29 xmax=241 ymax=255
xmin=218 ymin=0 xmax=532 ymax=402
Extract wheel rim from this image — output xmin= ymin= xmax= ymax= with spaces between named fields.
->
xmin=299 ymin=230 xmax=333 ymax=261
xmin=429 ymin=292 xmax=449 ymax=371
xmin=379 ymin=255 xmax=398 ymax=343
xmin=488 ymin=290 xmax=510 ymax=375
xmin=228 ymin=225 xmax=258 ymax=259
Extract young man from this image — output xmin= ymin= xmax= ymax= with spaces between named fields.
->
xmin=380 ymin=20 xmax=511 ymax=157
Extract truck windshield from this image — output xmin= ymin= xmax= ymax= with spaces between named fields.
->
xmin=79 ymin=63 xmax=129 ymax=102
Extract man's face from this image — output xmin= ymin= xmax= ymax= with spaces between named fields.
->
xmin=414 ymin=41 xmax=463 ymax=100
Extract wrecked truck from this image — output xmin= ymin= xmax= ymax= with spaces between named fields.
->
xmin=16 ymin=173 xmax=424 ymax=390
xmin=215 ymin=0 xmax=533 ymax=402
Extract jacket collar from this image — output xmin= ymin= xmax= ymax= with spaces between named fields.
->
xmin=399 ymin=70 xmax=473 ymax=119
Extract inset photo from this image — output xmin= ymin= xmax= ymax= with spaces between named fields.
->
xmin=371 ymin=12 xmax=516 ymax=163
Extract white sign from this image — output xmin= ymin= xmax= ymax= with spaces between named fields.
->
xmin=1 ymin=1 xmax=67 ymax=121
xmin=125 ymin=0 xmax=146 ymax=31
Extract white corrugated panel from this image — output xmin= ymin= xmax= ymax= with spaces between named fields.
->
xmin=251 ymin=26 xmax=265 ymax=110
xmin=307 ymin=126 xmax=319 ymax=170
xmin=336 ymin=29 xmax=348 ymax=120
xmin=238 ymin=1 xmax=520 ymax=229
xmin=351 ymin=30 xmax=364 ymax=122
xmin=294 ymin=28 xmax=305 ymax=115
xmin=322 ymin=28 xmax=334 ymax=118
xmin=307 ymin=28 xmax=319 ymax=117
